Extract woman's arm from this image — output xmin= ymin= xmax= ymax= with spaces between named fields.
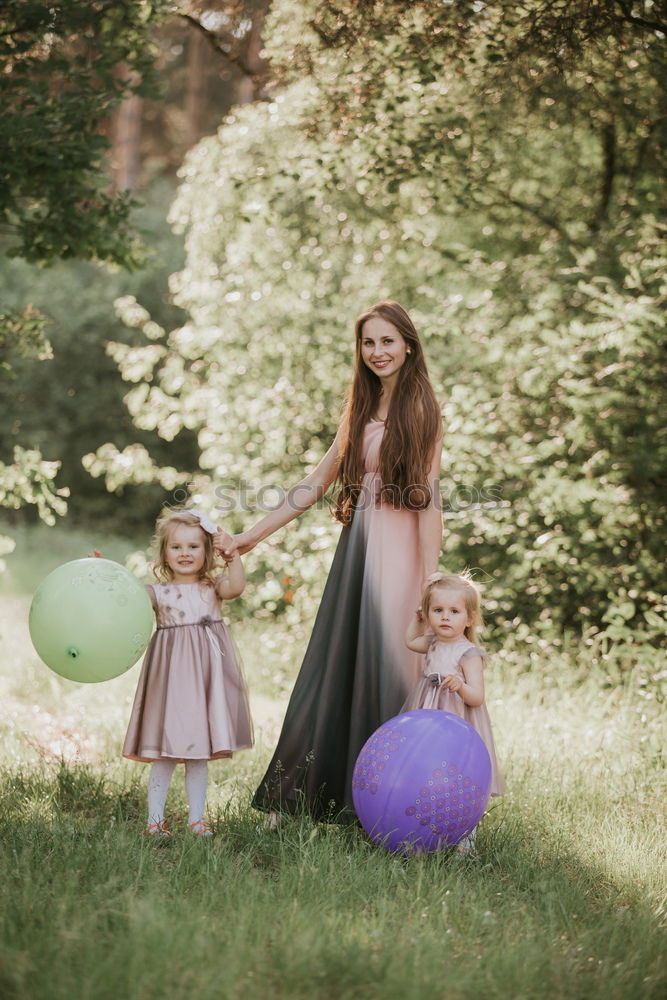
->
xmin=215 ymin=551 xmax=246 ymax=600
xmin=225 ymin=427 xmax=344 ymax=556
xmin=418 ymin=436 xmax=443 ymax=581
xmin=441 ymin=655 xmax=485 ymax=707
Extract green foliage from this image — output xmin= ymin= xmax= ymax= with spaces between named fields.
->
xmin=0 ymin=446 xmax=68 ymax=524
xmin=441 ymin=230 xmax=667 ymax=654
xmin=270 ymin=1 xmax=667 ymax=89
xmin=93 ymin=3 xmax=666 ymax=657
xmin=0 ymin=302 xmax=62 ymax=552
xmin=265 ymin=0 xmax=667 ymax=251
xmin=0 ymin=305 xmax=51 ymax=377
xmin=0 ymin=182 xmax=199 ymax=534
xmin=0 ymin=298 xmax=67 ymax=554
xmin=0 ymin=2 xmax=182 ymax=547
xmin=0 ymin=446 xmax=68 ymax=570
xmin=0 ymin=0 xmax=169 ymax=266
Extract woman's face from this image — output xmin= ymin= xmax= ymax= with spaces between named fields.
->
xmin=360 ymin=316 xmax=408 ymax=385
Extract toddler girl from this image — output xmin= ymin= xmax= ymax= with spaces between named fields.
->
xmin=402 ymin=572 xmax=504 ymax=851
xmin=123 ymin=506 xmax=253 ymax=838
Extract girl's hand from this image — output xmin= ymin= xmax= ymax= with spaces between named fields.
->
xmin=441 ymin=673 xmax=464 ymax=694
xmin=223 ymin=530 xmax=257 ymax=559
xmin=213 ymin=529 xmax=234 ymax=556
xmin=415 ymin=607 xmax=424 ymax=624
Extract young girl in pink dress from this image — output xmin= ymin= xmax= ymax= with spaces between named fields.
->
xmin=403 ymin=572 xmax=504 ymax=852
xmin=123 ymin=507 xmax=253 ymax=838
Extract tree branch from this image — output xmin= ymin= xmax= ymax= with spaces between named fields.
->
xmin=632 ymin=112 xmax=667 ymax=177
xmin=590 ymin=119 xmax=616 ymax=232
xmin=178 ymin=12 xmax=263 ymax=78
xmin=614 ymin=0 xmax=667 ymax=35
xmin=479 ymin=183 xmax=589 ymax=251
xmin=503 ymin=194 xmax=570 ymax=239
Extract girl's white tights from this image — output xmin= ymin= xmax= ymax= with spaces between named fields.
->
xmin=147 ymin=759 xmax=209 ymax=826
xmin=147 ymin=760 xmax=176 ymax=825
xmin=184 ymin=759 xmax=209 ymax=825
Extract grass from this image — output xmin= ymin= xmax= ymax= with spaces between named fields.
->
xmin=0 ymin=523 xmax=665 ymax=999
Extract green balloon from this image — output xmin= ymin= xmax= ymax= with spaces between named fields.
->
xmin=29 ymin=558 xmax=154 ymax=683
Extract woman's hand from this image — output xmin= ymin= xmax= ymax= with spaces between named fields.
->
xmin=222 ymin=530 xmax=257 ymax=558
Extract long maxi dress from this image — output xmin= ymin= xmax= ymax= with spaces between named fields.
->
xmin=252 ymin=419 xmax=425 ymax=820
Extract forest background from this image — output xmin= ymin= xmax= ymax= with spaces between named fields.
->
xmin=2 ymin=0 xmax=665 ymax=668
xmin=0 ymin=3 xmax=665 ymax=998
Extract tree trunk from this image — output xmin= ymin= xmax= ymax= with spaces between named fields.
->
xmin=237 ymin=11 xmax=268 ymax=105
xmin=185 ymin=27 xmax=207 ymax=149
xmin=109 ymin=66 xmax=143 ymax=193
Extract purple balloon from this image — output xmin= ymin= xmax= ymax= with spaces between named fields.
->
xmin=352 ymin=710 xmax=492 ymax=854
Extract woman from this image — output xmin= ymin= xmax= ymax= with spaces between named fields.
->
xmin=223 ymin=300 xmax=442 ymax=821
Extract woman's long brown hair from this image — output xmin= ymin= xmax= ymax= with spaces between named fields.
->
xmin=334 ymin=301 xmax=442 ymax=525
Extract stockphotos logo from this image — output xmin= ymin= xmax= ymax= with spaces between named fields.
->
xmin=170 ymin=479 xmax=505 ymax=514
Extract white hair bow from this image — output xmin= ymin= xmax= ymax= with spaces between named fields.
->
xmin=188 ymin=508 xmax=217 ymax=534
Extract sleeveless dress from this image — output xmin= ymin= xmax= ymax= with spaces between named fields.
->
xmin=253 ymin=419 xmax=424 ymax=820
xmin=401 ymin=637 xmax=504 ymax=796
xmin=122 ymin=581 xmax=253 ymax=762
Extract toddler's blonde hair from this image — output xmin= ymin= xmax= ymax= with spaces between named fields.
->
xmin=152 ymin=506 xmax=217 ymax=584
xmin=421 ymin=572 xmax=483 ymax=644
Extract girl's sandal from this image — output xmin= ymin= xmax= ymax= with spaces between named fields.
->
xmin=255 ymin=812 xmax=285 ymax=833
xmin=142 ymin=821 xmax=171 ymax=840
xmin=454 ymin=835 xmax=476 ymax=857
xmin=264 ymin=812 xmax=284 ymax=831
xmin=189 ymin=819 xmax=214 ymax=838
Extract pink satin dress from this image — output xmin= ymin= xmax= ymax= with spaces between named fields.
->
xmin=123 ymin=580 xmax=253 ymax=762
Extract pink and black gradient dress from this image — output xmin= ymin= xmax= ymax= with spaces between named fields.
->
xmin=253 ymin=419 xmax=425 ymax=820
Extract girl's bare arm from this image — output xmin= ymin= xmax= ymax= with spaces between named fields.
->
xmin=441 ymin=655 xmax=485 ymax=707
xmin=215 ymin=552 xmax=245 ymax=600
xmin=405 ymin=608 xmax=431 ymax=654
